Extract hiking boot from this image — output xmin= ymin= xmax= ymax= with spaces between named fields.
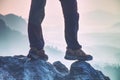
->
xmin=27 ymin=47 xmax=48 ymax=61
xmin=65 ymin=48 xmax=93 ymax=61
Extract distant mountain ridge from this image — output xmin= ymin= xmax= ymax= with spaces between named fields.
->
xmin=0 ymin=14 xmax=27 ymax=34
xmin=0 ymin=18 xmax=28 ymax=55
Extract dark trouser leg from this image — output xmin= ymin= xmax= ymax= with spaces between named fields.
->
xmin=59 ymin=0 xmax=82 ymax=50
xmin=28 ymin=0 xmax=46 ymax=50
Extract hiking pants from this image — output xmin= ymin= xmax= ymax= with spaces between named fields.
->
xmin=28 ymin=0 xmax=81 ymax=50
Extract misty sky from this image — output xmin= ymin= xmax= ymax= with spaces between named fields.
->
xmin=0 ymin=0 xmax=120 ymax=33
xmin=0 ymin=0 xmax=120 ymax=17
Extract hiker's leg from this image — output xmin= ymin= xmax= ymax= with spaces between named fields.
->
xmin=28 ymin=0 xmax=46 ymax=50
xmin=60 ymin=0 xmax=81 ymax=50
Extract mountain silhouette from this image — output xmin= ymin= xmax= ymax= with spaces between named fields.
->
xmin=113 ymin=22 xmax=120 ymax=28
xmin=0 ymin=19 xmax=6 ymax=30
xmin=0 ymin=18 xmax=28 ymax=55
xmin=0 ymin=14 xmax=27 ymax=34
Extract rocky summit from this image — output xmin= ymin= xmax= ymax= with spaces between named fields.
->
xmin=0 ymin=55 xmax=110 ymax=80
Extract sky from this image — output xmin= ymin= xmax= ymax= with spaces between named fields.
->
xmin=0 ymin=0 xmax=120 ymax=17
xmin=0 ymin=0 xmax=120 ymax=33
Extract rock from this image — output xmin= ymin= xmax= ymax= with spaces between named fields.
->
xmin=0 ymin=68 xmax=15 ymax=80
xmin=53 ymin=61 xmax=69 ymax=75
xmin=24 ymin=60 xmax=56 ymax=80
xmin=65 ymin=61 xmax=110 ymax=80
xmin=0 ymin=56 xmax=25 ymax=80
xmin=53 ymin=61 xmax=69 ymax=80
xmin=0 ymin=55 xmax=110 ymax=80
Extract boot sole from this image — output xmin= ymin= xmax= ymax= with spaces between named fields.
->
xmin=64 ymin=55 xmax=93 ymax=61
